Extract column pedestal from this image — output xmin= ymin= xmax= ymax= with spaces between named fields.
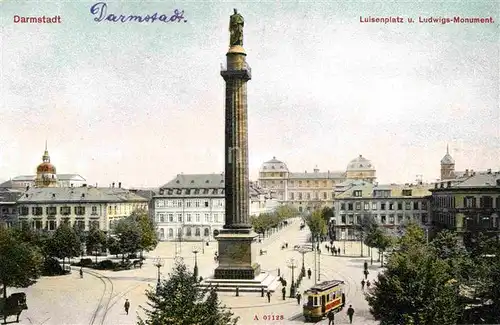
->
xmin=214 ymin=230 xmax=261 ymax=279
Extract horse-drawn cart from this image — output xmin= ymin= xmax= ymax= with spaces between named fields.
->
xmin=0 ymin=293 xmax=28 ymax=324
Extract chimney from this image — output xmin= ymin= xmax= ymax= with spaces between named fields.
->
xmin=112 ymin=182 xmax=115 ymax=188
xmin=119 ymin=182 xmax=122 ymax=188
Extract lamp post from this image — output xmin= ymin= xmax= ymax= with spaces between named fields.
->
xmin=192 ymin=247 xmax=199 ymax=278
xmin=297 ymin=246 xmax=310 ymax=276
xmin=287 ymin=258 xmax=297 ymax=298
xmin=201 ymin=238 xmax=205 ymax=254
xmin=154 ymin=256 xmax=164 ymax=294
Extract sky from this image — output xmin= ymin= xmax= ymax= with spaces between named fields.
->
xmin=1 ymin=1 xmax=498 ymax=188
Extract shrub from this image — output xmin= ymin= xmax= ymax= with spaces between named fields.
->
xmin=79 ymin=258 xmax=93 ymax=266
xmin=94 ymin=259 xmax=116 ymax=270
xmin=42 ymin=257 xmax=65 ymax=276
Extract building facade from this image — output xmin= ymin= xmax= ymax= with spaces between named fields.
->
xmin=430 ymin=171 xmax=500 ymax=234
xmin=257 ymin=155 xmax=377 ymax=212
xmin=0 ymin=190 xmax=23 ymax=228
xmin=153 ymin=174 xmax=278 ymax=242
xmin=16 ymin=186 xmax=148 ymax=232
xmin=331 ymin=181 xmax=432 ymax=240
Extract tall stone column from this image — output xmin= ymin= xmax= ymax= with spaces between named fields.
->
xmin=214 ymin=9 xmax=260 ymax=280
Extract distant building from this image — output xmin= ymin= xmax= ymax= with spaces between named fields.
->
xmin=430 ymin=170 xmax=500 ymax=234
xmin=257 ymin=155 xmax=377 ymax=212
xmin=153 ymin=174 xmax=277 ymax=242
xmin=0 ymin=143 xmax=86 ymax=190
xmin=440 ymin=145 xmax=456 ymax=180
xmin=0 ymin=189 xmax=24 ymax=228
xmin=331 ymin=181 xmax=432 ymax=240
xmin=16 ymin=186 xmax=148 ymax=232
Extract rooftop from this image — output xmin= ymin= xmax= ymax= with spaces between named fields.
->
xmin=17 ymin=187 xmax=148 ymax=203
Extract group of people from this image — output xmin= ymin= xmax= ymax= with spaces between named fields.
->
xmin=326 ymin=244 xmax=341 ymax=256
xmin=327 ymin=305 xmax=356 ymax=324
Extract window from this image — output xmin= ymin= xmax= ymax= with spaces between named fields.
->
xmin=348 ymin=215 xmax=354 ymax=225
xmin=196 ymin=214 xmax=200 ymax=222
xmin=91 ymin=206 xmax=98 ymax=215
xmin=195 ymin=201 xmax=200 ymax=208
xmin=306 ymin=193 xmax=310 ymax=200
xmin=76 ymin=220 xmax=85 ymax=230
xmin=481 ymin=196 xmax=493 ymax=208
xmin=19 ymin=207 xmax=29 ymax=216
xmin=405 ymin=202 xmax=411 ymax=210
xmin=159 ymin=228 xmax=165 ymax=239
xmin=397 ymin=202 xmax=403 ymax=210
xmin=348 ymin=203 xmax=353 ymax=211
xmin=389 ymin=215 xmax=395 ymax=224
xmin=205 ymin=214 xmax=209 ymax=222
xmin=186 ymin=201 xmax=191 ymax=207
xmin=73 ymin=206 xmax=84 ymax=215
xmin=298 ymin=193 xmax=303 ymax=200
xmin=341 ymin=215 xmax=346 ymax=224
xmin=381 ymin=203 xmax=386 ymax=210
xmin=195 ymin=228 xmax=201 ymax=236
xmin=178 ymin=214 xmax=183 ymax=222
xmin=157 ymin=213 xmax=165 ymax=222
xmin=204 ymin=228 xmax=209 ymax=237
xmin=290 ymin=193 xmax=295 ymax=200
xmin=496 ymin=197 xmax=500 ymax=209
xmin=422 ymin=213 xmax=428 ymax=224
xmin=187 ymin=213 xmax=192 ymax=222
xmin=168 ymin=228 xmax=173 ymax=237
xmin=168 ymin=214 xmax=174 ymax=222
xmin=214 ymin=214 xmax=219 ymax=222
xmin=46 ymin=207 xmax=56 ymax=216
xmin=353 ymin=190 xmax=362 ymax=197
xmin=355 ymin=202 xmax=361 ymax=210
xmin=204 ymin=201 xmax=209 ymax=207
xmin=397 ymin=214 xmax=403 ymax=224
xmin=464 ymin=197 xmax=476 ymax=208
xmin=48 ymin=220 xmax=57 ymax=230
xmin=402 ymin=189 xmax=412 ymax=196
xmin=422 ymin=201 xmax=428 ymax=210
xmin=178 ymin=201 xmax=182 ymax=207
xmin=372 ymin=202 xmax=377 ymax=210
xmin=32 ymin=207 xmax=43 ymax=216
xmin=340 ymin=203 xmax=346 ymax=210
xmin=157 ymin=200 xmax=164 ymax=207
xmin=389 ymin=203 xmax=394 ymax=210
xmin=413 ymin=201 xmax=419 ymax=210
xmin=186 ymin=227 xmax=192 ymax=236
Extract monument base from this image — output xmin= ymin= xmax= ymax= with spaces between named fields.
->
xmin=214 ymin=229 xmax=261 ymax=280
xmin=199 ymin=271 xmax=279 ymax=293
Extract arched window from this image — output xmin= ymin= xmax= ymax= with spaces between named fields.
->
xmin=160 ymin=228 xmax=165 ymax=240
xmin=195 ymin=227 xmax=201 ymax=237
xmin=204 ymin=228 xmax=209 ymax=237
xmin=186 ymin=227 xmax=192 ymax=236
xmin=168 ymin=228 xmax=173 ymax=238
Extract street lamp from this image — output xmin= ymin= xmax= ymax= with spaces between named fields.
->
xmin=154 ymin=256 xmax=164 ymax=294
xmin=297 ymin=246 xmax=311 ymax=276
xmin=287 ymin=258 xmax=297 ymax=298
xmin=192 ymin=247 xmax=199 ymax=278
xmin=317 ymin=247 xmax=321 ymax=282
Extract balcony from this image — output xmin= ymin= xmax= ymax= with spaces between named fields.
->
xmin=220 ymin=62 xmax=252 ymax=80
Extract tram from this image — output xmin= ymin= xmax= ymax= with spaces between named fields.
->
xmin=303 ymin=280 xmax=346 ymax=322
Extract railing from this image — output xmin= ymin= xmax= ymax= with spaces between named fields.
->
xmin=220 ymin=62 xmax=251 ymax=74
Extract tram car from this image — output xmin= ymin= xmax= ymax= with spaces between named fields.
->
xmin=303 ymin=280 xmax=345 ymax=322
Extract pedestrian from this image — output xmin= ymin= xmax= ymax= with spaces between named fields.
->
xmin=347 ymin=305 xmax=355 ymax=324
xmin=296 ymin=292 xmax=301 ymax=305
xmin=281 ymin=286 xmax=286 ymax=300
xmin=331 ymin=247 xmax=335 ymax=255
xmin=364 ymin=260 xmax=368 ymax=271
xmin=79 ymin=267 xmax=83 ymax=279
xmin=332 ymin=245 xmax=336 ymax=253
xmin=124 ymin=299 xmax=130 ymax=315
xmin=307 ymin=268 xmax=312 ymax=279
xmin=361 ymin=279 xmax=365 ymax=290
xmin=327 ymin=309 xmax=335 ymax=325
xmin=367 ymin=280 xmax=371 ymax=288
xmin=266 ymin=290 xmax=271 ymax=303
xmin=330 ymin=240 xmax=333 ymax=246
xmin=364 ymin=269 xmax=369 ymax=280
xmin=337 ymin=248 xmax=341 ymax=255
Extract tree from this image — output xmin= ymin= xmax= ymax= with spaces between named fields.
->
xmin=107 ymin=236 xmax=121 ymax=257
xmin=130 ymin=209 xmax=159 ymax=257
xmin=0 ymin=228 xmax=43 ymax=299
xmin=114 ymin=217 xmax=141 ymax=262
xmin=50 ymin=223 xmax=81 ymax=270
xmin=320 ymin=207 xmax=334 ymax=224
xmin=366 ymin=243 xmax=462 ymax=325
xmin=138 ymin=259 xmax=238 ymax=325
xmin=86 ymin=227 xmax=107 ymax=255
xmin=305 ymin=209 xmax=327 ymax=248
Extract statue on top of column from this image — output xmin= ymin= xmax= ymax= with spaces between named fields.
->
xmin=229 ymin=9 xmax=244 ymax=46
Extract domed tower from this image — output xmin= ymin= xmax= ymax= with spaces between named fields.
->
xmin=440 ymin=145 xmax=455 ymax=180
xmin=345 ymin=155 xmax=376 ymax=183
xmin=35 ymin=141 xmax=57 ymax=188
xmin=258 ymin=157 xmax=289 ymax=201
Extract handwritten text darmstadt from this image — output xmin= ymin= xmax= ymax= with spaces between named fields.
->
xmin=90 ymin=2 xmax=186 ymax=23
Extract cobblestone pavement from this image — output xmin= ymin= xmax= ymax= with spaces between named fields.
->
xmin=9 ymin=217 xmax=381 ymax=325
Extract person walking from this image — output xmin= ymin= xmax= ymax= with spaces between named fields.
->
xmin=307 ymin=268 xmax=312 ymax=279
xmin=281 ymin=286 xmax=286 ymax=300
xmin=366 ymin=280 xmax=371 ymax=288
xmin=364 ymin=269 xmax=369 ymax=280
xmin=361 ymin=279 xmax=365 ymax=290
xmin=266 ymin=290 xmax=271 ymax=303
xmin=364 ymin=260 xmax=368 ymax=271
xmin=347 ymin=305 xmax=355 ymax=324
xmin=79 ymin=267 xmax=83 ymax=279
xmin=124 ymin=299 xmax=130 ymax=315
xmin=337 ymin=248 xmax=341 ymax=255
xmin=327 ymin=309 xmax=335 ymax=325
xmin=296 ymin=292 xmax=302 ymax=305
